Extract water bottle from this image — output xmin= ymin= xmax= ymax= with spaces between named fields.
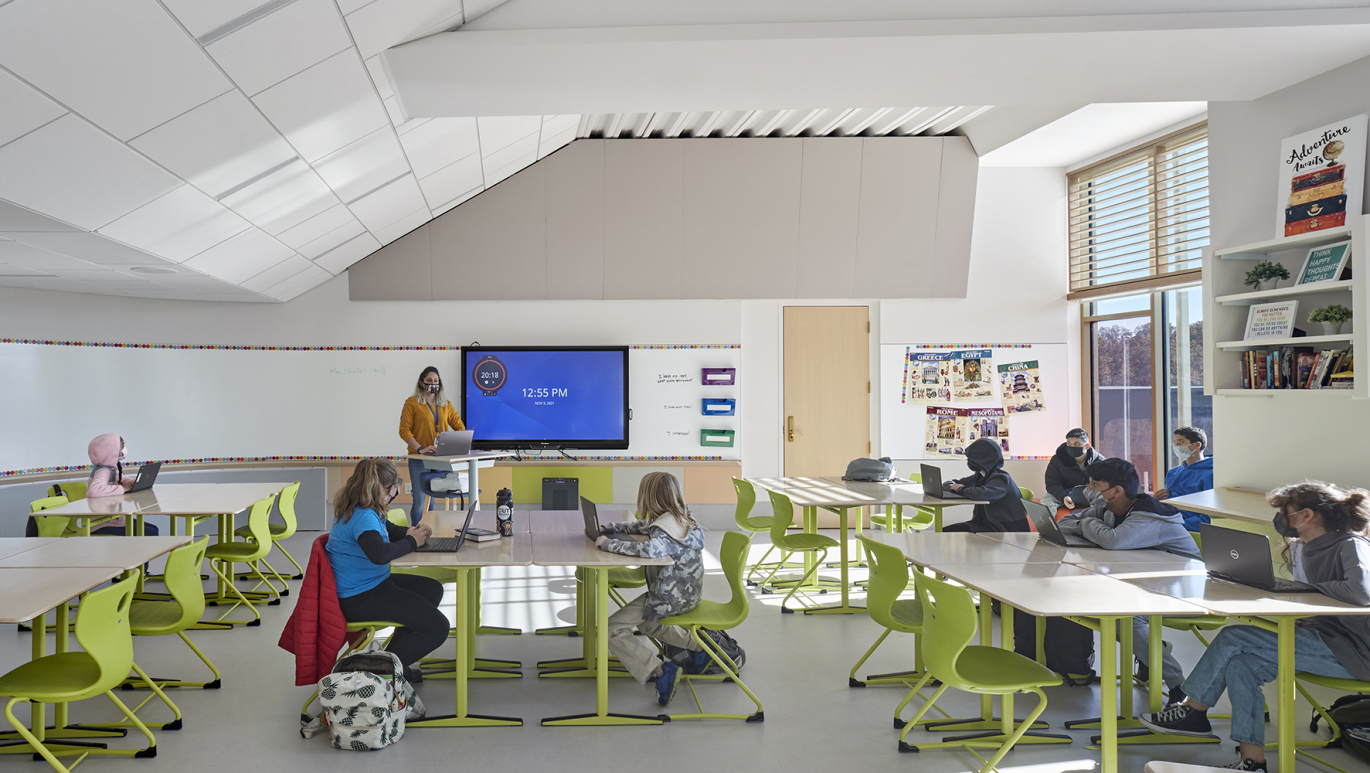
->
xmin=496 ymin=488 xmax=513 ymax=537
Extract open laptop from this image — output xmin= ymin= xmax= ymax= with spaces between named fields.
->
xmin=415 ymin=501 xmax=478 ymax=552
xmin=433 ymin=430 xmax=475 ymax=456
xmin=919 ymin=463 xmax=965 ymax=499
xmin=1024 ymin=499 xmax=1095 ymax=547
xmin=581 ymin=496 xmax=602 ymax=540
xmin=127 ymin=462 xmax=161 ymax=493
xmin=1199 ymin=524 xmax=1316 ymax=594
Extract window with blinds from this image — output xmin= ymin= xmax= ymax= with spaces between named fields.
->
xmin=1068 ymin=125 xmax=1209 ymax=300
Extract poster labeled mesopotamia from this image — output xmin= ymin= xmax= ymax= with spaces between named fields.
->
xmin=1278 ymin=115 xmax=1366 ymax=238
xmin=967 ymin=407 xmax=1010 ymax=454
xmin=950 ymin=349 xmax=995 ymax=402
xmin=997 ymin=360 xmax=1045 ymax=414
xmin=907 ymin=352 xmax=953 ymax=403
xmin=925 ymin=406 xmax=968 ymax=457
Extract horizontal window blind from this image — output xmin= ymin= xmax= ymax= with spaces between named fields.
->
xmin=1068 ymin=125 xmax=1208 ymax=300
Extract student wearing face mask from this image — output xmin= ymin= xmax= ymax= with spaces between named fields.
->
xmin=1142 ymin=481 xmax=1370 ymax=772
xmin=398 ymin=366 xmax=466 ymax=525
xmin=1154 ymin=426 xmax=1214 ymax=531
xmin=942 ymin=438 xmax=1030 ymax=533
xmin=33 ymin=434 xmax=162 ymax=538
xmin=327 ymin=458 xmax=444 ymax=682
xmin=1042 ymin=428 xmax=1105 ymax=511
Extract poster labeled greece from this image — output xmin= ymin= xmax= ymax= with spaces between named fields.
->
xmin=1277 ymin=115 xmax=1366 ymax=238
xmin=1243 ymin=301 xmax=1299 ymax=341
xmin=907 ymin=352 xmax=953 ymax=404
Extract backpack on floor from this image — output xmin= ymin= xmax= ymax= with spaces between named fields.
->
xmin=663 ymin=630 xmax=746 ymax=675
xmin=1310 ymin=693 xmax=1370 ymax=762
xmin=1012 ymin=610 xmax=1097 ymax=685
xmin=319 ymin=645 xmax=424 ymax=751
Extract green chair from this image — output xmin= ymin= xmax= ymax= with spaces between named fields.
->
xmin=758 ymin=491 xmax=840 ymax=613
xmin=870 ymin=473 xmax=937 ymax=534
xmin=0 ymin=574 xmax=157 ymax=772
xmin=731 ymin=478 xmax=800 ymax=584
xmin=29 ymin=496 xmax=75 ymax=539
xmin=124 ymin=538 xmax=223 ymax=691
xmin=203 ymin=496 xmax=279 ymax=626
xmin=46 ymin=482 xmax=87 ymax=501
xmin=234 ymin=481 xmax=304 ymax=583
xmin=1019 ymin=487 xmax=1035 ymax=500
xmin=300 ymin=620 xmax=403 ymax=723
xmin=1294 ymin=673 xmax=1370 ymax=773
xmin=897 ymin=572 xmax=1063 ymax=771
xmin=658 ymin=531 xmax=763 ymax=722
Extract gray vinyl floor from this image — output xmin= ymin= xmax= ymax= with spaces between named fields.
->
xmin=2 ymin=514 xmax=1360 ymax=773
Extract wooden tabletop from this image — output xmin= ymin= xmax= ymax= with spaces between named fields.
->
xmin=1163 ymin=487 xmax=1273 ymax=526
xmin=133 ymin=482 xmax=283 ymax=515
xmin=0 ymin=538 xmax=65 ymax=560
xmin=421 ymin=507 xmax=526 ymax=536
xmin=529 ymin=509 xmax=633 ymax=532
xmin=36 ymin=490 xmax=162 ymax=517
xmin=1102 ymin=566 xmax=1370 ymax=617
xmin=927 ymin=562 xmax=1210 ymax=618
xmin=0 ymin=536 xmax=190 ymax=569
xmin=391 ymin=533 xmax=533 ymax=568
xmin=827 ymin=477 xmax=991 ymax=507
xmin=530 ymin=532 xmax=672 ymax=567
xmin=0 ymin=567 xmax=127 ymax=623
xmin=748 ymin=476 xmax=988 ymax=507
xmin=975 ymin=532 xmax=1202 ymax=567
xmin=859 ymin=531 xmax=1061 ymax=565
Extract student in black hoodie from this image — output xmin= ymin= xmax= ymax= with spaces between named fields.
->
xmin=942 ymin=438 xmax=1030 ymax=533
xmin=1042 ymin=428 xmax=1105 ymax=511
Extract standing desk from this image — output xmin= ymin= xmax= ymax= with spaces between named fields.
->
xmin=1162 ymin=488 xmax=1273 ymax=527
xmin=531 ymin=531 xmax=672 ymax=726
xmin=407 ymin=451 xmax=509 ymax=510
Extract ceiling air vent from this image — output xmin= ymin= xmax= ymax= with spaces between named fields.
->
xmin=129 ymin=266 xmax=177 ymax=275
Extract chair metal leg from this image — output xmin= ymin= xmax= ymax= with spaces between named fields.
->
xmin=85 ymin=662 xmax=181 ymax=731
xmin=206 ymin=560 xmax=262 ymax=626
xmin=664 ymin=627 xmax=763 ymax=722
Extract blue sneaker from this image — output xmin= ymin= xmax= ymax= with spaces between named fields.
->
xmin=685 ymin=648 xmax=712 ymax=675
xmin=652 ymin=662 xmax=680 ymax=706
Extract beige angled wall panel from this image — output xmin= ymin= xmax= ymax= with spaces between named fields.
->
xmin=603 ymin=140 xmax=683 ymax=300
xmin=853 ymin=137 xmax=945 ymax=298
xmin=929 ymin=137 xmax=980 ymax=298
xmin=796 ymin=137 xmax=862 ymax=298
xmin=348 ymin=224 xmax=431 ymax=300
xmin=680 ymin=138 xmax=802 ymax=299
xmin=545 ymin=140 xmax=606 ymax=299
xmin=430 ymin=163 xmax=548 ymax=300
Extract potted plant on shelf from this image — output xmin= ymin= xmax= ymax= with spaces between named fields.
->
xmin=1309 ymin=304 xmax=1352 ymax=336
xmin=1244 ymin=261 xmax=1291 ymax=291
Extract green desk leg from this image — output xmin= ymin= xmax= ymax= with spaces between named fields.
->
xmin=1106 ymin=615 xmax=1218 ymax=746
xmin=407 ymin=568 xmax=521 ymax=727
xmin=1277 ymin=616 xmax=1295 ymax=773
xmin=474 ymin=567 xmax=521 ymax=637
xmin=1100 ymin=616 xmax=1118 ymax=773
xmin=535 ymin=569 xmax=583 ymax=637
xmin=933 ymin=507 xmax=944 ymax=533
xmin=538 ymin=569 xmax=631 ymax=678
xmin=467 ymin=568 xmax=519 ymax=675
xmin=805 ymin=505 xmax=865 ymax=615
xmin=541 ymin=568 xmax=665 ymax=726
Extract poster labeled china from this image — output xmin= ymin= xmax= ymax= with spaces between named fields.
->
xmin=1277 ymin=115 xmax=1366 ymax=238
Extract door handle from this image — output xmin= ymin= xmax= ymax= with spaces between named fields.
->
xmin=787 ymin=416 xmax=794 ymax=442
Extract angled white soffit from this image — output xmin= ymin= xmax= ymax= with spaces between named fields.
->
xmin=384 ymin=10 xmax=1370 ymax=117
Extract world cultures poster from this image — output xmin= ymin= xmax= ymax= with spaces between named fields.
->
xmin=997 ymin=360 xmax=1045 ymax=413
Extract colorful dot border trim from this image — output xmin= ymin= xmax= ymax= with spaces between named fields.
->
xmin=629 ymin=344 xmax=740 ymax=350
xmin=2 ymin=455 xmax=732 ymax=478
xmin=906 ymin=344 xmax=1038 ymax=350
xmin=0 ymin=339 xmax=460 ymax=351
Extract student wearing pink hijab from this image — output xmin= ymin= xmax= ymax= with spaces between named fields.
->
xmin=83 ymin=433 xmax=158 ymax=535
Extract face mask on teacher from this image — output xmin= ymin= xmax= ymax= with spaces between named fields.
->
xmin=427 ymin=383 xmax=440 ymax=394
xmin=1066 ymin=446 xmax=1086 ymax=458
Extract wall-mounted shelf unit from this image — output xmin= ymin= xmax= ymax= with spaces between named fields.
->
xmin=1202 ymin=213 xmax=1364 ymax=399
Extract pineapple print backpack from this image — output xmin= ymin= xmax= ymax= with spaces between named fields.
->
xmin=319 ymin=644 xmax=424 ymax=750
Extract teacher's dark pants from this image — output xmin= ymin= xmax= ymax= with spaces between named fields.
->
xmin=338 ymin=573 xmax=448 ymax=669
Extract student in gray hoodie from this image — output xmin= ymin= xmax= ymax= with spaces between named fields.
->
xmin=1058 ymin=458 xmax=1201 ymax=699
xmin=1141 ymin=481 xmax=1370 ymax=772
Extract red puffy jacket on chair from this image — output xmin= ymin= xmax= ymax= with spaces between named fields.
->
xmin=278 ymin=534 xmax=363 ymax=686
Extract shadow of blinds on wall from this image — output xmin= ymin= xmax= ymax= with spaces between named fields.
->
xmin=1068 ymin=124 xmax=1209 ymax=301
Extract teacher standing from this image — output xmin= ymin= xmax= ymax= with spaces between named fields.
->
xmin=398 ymin=366 xmax=465 ymax=525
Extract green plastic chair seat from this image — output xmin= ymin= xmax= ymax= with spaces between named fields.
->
xmin=574 ymin=566 xmax=646 ymax=587
xmin=779 ymin=533 xmax=839 ymax=550
xmin=0 ymin=653 xmax=101 ymax=701
xmin=347 ymin=621 xmax=401 ymax=633
xmin=953 ymin=646 xmax=1062 ymax=693
xmin=888 ymin=598 xmax=923 ymax=631
xmin=661 ymin=598 xmax=741 ymax=630
xmin=204 ymin=543 xmax=263 ymax=560
xmin=128 ymin=599 xmax=186 ymax=635
xmin=234 ymin=523 xmax=288 ymax=538
xmin=742 ymin=516 xmax=774 ymax=530
xmin=1297 ymin=673 xmax=1370 ymax=691
xmin=394 ymin=566 xmax=460 ymax=583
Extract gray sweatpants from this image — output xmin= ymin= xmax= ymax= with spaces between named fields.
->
xmin=607 ymin=595 xmax=698 ymax=684
xmin=1128 ymin=616 xmax=1185 ymax=688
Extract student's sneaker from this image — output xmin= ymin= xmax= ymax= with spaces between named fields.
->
xmin=685 ymin=648 xmax=712 ymax=675
xmin=1138 ymin=702 xmax=1212 ymax=737
xmin=404 ymin=666 xmax=424 ymax=685
xmin=652 ymin=662 xmax=680 ymax=707
xmin=1166 ymin=685 xmax=1187 ymax=707
xmin=1220 ymin=757 xmax=1267 ymax=771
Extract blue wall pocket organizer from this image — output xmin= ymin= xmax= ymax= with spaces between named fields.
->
xmin=701 ymin=398 xmax=736 ymax=416
xmin=702 ymin=368 xmax=736 ymax=386
xmin=700 ymin=429 xmax=735 ymax=448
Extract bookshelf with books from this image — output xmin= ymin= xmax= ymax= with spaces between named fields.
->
xmin=1203 ymin=213 xmax=1364 ymax=399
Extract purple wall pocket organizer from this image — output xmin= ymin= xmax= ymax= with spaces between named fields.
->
xmin=702 ymin=368 xmax=736 ymax=386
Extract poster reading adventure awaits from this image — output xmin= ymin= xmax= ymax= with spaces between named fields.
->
xmin=1278 ymin=115 xmax=1366 ymax=238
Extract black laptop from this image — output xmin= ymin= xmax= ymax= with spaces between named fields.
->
xmin=415 ymin=502 xmax=478 ymax=553
xmin=1199 ymin=524 xmax=1316 ymax=594
xmin=919 ymin=463 xmax=965 ymax=499
xmin=1024 ymin=499 xmax=1095 ymax=547
xmin=581 ymin=496 xmax=602 ymax=540
xmin=128 ymin=462 xmax=160 ymax=493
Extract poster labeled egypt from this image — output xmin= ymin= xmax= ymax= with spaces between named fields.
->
xmin=997 ymin=360 xmax=1045 ymax=414
xmin=950 ymin=349 xmax=994 ymax=402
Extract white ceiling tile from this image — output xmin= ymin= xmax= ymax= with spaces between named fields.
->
xmin=363 ymin=56 xmax=394 ymax=101
xmin=149 ymin=274 xmax=241 ymax=291
xmin=373 ymin=207 xmax=427 ymax=245
xmin=345 ymin=0 xmax=462 ymax=60
xmin=0 ymin=69 xmax=65 ymax=148
xmin=182 ymin=228 xmax=295 ymax=284
xmin=0 ymin=240 xmax=101 ymax=270
xmin=265 ymin=262 xmax=329 ymax=300
xmin=347 ymin=174 xmax=427 ymax=232
xmin=296 ymin=218 xmax=365 ymax=259
xmin=240 ymin=253 xmax=312 ymax=292
xmin=398 ymin=117 xmax=478 ymax=178
xmin=477 ymin=116 xmax=541 ymax=157
xmin=395 ymin=115 xmax=431 ymax=136
xmin=0 ymin=264 xmax=54 ymax=277
xmin=97 ymin=185 xmax=249 ymax=263
xmin=0 ymin=0 xmax=232 ymax=141
xmin=313 ymin=127 xmax=411 ymax=203
xmin=0 ymin=232 xmax=164 ymax=264
xmin=253 ymin=50 xmax=389 ymax=163
xmin=463 ymin=0 xmax=506 ymax=22
xmin=482 ymin=131 xmax=539 ymax=175
xmin=313 ymin=231 xmax=379 ymax=274
xmin=219 ymin=160 xmax=341 ymax=235
xmin=161 ymin=0 xmax=278 ymax=38
xmin=336 ymin=0 xmax=374 ymax=15
xmin=0 ymin=115 xmax=180 ymax=230
xmin=129 ymin=91 xmax=299 ymax=198
xmin=483 ymin=152 xmax=535 ymax=187
xmin=539 ymin=127 xmax=576 ymax=159
xmin=417 ymin=152 xmax=482 ymax=210
xmin=0 ymin=199 xmax=81 ymax=232
xmin=276 ymin=203 xmax=356 ymax=250
xmin=432 ymin=186 xmax=480 ymax=216
xmin=206 ymin=0 xmax=351 ymax=96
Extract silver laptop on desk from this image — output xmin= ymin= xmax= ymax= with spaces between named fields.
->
xmin=433 ymin=430 xmax=474 ymax=456
xmin=919 ymin=464 xmax=965 ymax=499
xmin=1024 ymin=500 xmax=1095 ymax=547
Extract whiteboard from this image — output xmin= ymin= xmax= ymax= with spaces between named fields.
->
xmin=879 ymin=344 xmax=1069 ymax=460
xmin=625 ymin=346 xmax=740 ymax=460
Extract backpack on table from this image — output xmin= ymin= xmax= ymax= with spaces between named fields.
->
xmin=318 ymin=645 xmax=424 ymax=751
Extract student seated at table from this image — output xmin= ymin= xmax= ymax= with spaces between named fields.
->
xmin=327 ymin=458 xmax=444 ymax=683
xmin=593 ymin=472 xmax=708 ymax=706
xmin=1059 ymin=458 xmax=1200 ymax=701
xmin=1141 ymin=481 xmax=1370 ymax=772
xmin=29 ymin=434 xmax=162 ymax=538
xmin=942 ymin=438 xmax=1030 ymax=533
xmin=1042 ymin=427 xmax=1105 ymax=511
xmin=1155 ymin=426 xmax=1214 ymax=531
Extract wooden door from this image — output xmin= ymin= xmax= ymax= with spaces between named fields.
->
xmin=783 ymin=306 xmax=870 ymax=526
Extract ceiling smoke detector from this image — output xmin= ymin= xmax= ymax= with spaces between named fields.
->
xmin=129 ymin=266 xmax=177 ymax=275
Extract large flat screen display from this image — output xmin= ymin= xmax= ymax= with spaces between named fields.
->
xmin=461 ymin=346 xmax=629 ymax=450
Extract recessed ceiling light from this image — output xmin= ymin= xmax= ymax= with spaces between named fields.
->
xmin=129 ymin=266 xmax=177 ymax=275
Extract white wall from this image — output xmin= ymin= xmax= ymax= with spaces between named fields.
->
xmin=1208 ymin=53 xmax=1370 ymax=489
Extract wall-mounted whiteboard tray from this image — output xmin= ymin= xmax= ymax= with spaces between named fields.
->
xmin=1216 ymin=280 xmax=1353 ymax=306
xmin=700 ymin=429 xmax=735 ymax=447
xmin=702 ymin=368 xmax=736 ymax=385
xmin=1216 ymin=334 xmax=1352 ymax=350
xmin=702 ymin=398 xmax=736 ymax=416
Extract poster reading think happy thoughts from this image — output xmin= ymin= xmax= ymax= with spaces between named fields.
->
xmin=950 ymin=349 xmax=995 ymax=402
xmin=997 ymin=360 xmax=1045 ymax=414
xmin=1278 ymin=115 xmax=1366 ymax=238
xmin=907 ymin=352 xmax=953 ymax=403
xmin=925 ymin=406 xmax=967 ymax=457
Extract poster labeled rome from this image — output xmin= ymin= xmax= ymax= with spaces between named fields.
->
xmin=907 ymin=352 xmax=953 ymax=403
xmin=998 ymin=360 xmax=1045 ymax=413
xmin=950 ymin=349 xmax=995 ymax=402
xmin=967 ymin=407 xmax=1010 ymax=454
xmin=1278 ymin=115 xmax=1366 ymax=237
xmin=925 ymin=407 xmax=967 ymax=457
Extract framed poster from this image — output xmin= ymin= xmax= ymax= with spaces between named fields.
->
xmin=1244 ymin=301 xmax=1300 ymax=341
xmin=1277 ymin=115 xmax=1366 ymax=238
xmin=1296 ymin=240 xmax=1352 ymax=285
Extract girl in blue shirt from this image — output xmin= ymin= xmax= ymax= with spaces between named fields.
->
xmin=328 ymin=458 xmax=447 ymax=681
